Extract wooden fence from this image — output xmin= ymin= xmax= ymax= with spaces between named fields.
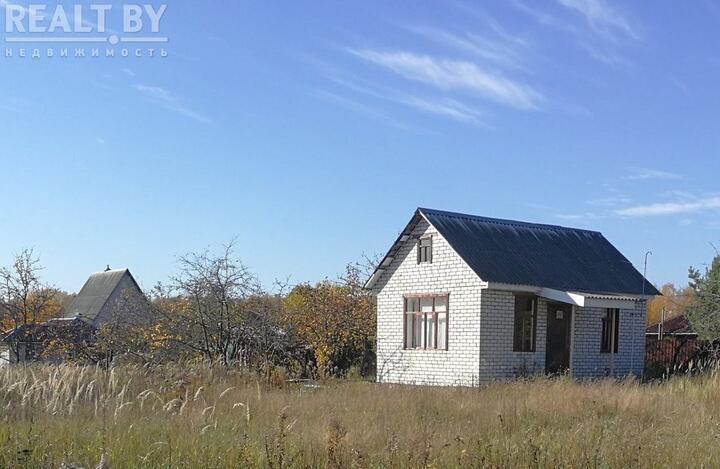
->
xmin=646 ymin=334 xmax=700 ymax=376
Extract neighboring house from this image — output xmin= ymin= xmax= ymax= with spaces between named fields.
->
xmin=646 ymin=314 xmax=699 ymax=372
xmin=366 ymin=208 xmax=660 ymax=386
xmin=1 ymin=267 xmax=149 ymax=364
xmin=62 ymin=267 xmax=148 ymax=328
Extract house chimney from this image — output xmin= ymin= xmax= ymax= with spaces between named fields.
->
xmin=104 ymin=264 xmax=111 ymax=272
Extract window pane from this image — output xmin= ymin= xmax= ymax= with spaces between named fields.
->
xmin=426 ymin=313 xmax=436 ymax=349
xmin=414 ymin=314 xmax=423 ymax=348
xmin=407 ymin=298 xmax=419 ymax=312
xmin=435 ymin=296 xmax=447 ymax=312
xmin=405 ymin=313 xmax=414 ymax=348
xmin=438 ymin=312 xmax=447 ymax=349
xmin=420 ymin=298 xmax=433 ymax=313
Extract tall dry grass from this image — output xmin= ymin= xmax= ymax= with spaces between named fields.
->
xmin=0 ymin=363 xmax=718 ymax=468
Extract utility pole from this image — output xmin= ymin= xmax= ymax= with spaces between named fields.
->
xmin=631 ymin=250 xmax=652 ymax=377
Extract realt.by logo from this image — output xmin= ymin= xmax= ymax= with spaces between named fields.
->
xmin=3 ymin=3 xmax=168 ymax=58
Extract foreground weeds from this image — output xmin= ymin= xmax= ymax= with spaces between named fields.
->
xmin=0 ymin=363 xmax=718 ymax=468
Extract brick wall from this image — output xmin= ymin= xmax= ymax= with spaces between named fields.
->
xmin=571 ymin=302 xmax=646 ymax=378
xmin=374 ymin=218 xmax=484 ymax=386
xmin=478 ymin=290 xmax=547 ymax=382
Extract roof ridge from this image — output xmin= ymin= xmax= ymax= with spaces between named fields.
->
xmin=418 ymin=207 xmax=601 ymax=234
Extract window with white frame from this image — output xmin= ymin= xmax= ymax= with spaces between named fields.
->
xmin=404 ymin=295 xmax=448 ymax=350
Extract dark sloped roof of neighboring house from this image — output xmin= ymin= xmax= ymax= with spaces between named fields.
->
xmin=63 ymin=268 xmax=141 ymax=323
xmin=367 ymin=208 xmax=660 ymax=296
xmin=646 ymin=314 xmax=696 ymax=335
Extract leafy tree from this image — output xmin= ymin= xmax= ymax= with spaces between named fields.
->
xmin=647 ymin=283 xmax=695 ymax=325
xmin=283 ymin=263 xmax=375 ymax=377
xmin=0 ymin=249 xmax=61 ymax=362
xmin=685 ymin=255 xmax=720 ymax=343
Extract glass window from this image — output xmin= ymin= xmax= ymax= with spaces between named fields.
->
xmin=601 ymin=308 xmax=620 ymax=353
xmin=417 ymin=237 xmax=432 ymax=263
xmin=513 ymin=296 xmax=536 ymax=352
xmin=404 ymin=295 xmax=448 ymax=350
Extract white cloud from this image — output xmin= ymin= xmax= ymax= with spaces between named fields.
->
xmin=556 ymin=0 xmax=639 ymax=40
xmin=314 ymin=90 xmax=431 ymax=134
xmin=327 ymin=76 xmax=487 ymax=125
xmin=622 ymin=168 xmax=682 ymax=181
xmin=510 ymin=0 xmax=579 ymax=35
xmin=134 ymin=84 xmax=211 ymax=124
xmin=510 ymin=0 xmax=639 ymax=67
xmin=347 ymin=49 xmax=544 ymax=110
xmin=586 ymin=195 xmax=632 ymax=206
xmin=122 ymin=68 xmax=136 ymax=78
xmin=615 ymin=197 xmax=720 ymax=217
xmin=403 ymin=25 xmax=525 ymax=70
xmin=400 ymin=96 xmax=485 ymax=125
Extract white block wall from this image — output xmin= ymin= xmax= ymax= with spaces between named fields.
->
xmin=571 ymin=302 xmax=646 ymax=378
xmin=478 ymin=290 xmax=548 ymax=382
xmin=374 ymin=218 xmax=484 ymax=386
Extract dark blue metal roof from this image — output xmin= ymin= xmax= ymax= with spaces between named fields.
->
xmin=419 ymin=208 xmax=659 ymax=296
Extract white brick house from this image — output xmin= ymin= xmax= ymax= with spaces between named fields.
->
xmin=365 ymin=208 xmax=659 ymax=386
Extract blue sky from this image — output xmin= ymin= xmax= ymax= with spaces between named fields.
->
xmin=1 ymin=0 xmax=719 ymax=293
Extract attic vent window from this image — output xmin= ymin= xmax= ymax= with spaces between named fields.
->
xmin=417 ymin=237 xmax=432 ymax=264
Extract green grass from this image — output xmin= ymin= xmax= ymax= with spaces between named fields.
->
xmin=1 ymin=363 xmax=718 ymax=468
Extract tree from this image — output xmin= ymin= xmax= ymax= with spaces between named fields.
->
xmin=153 ymin=242 xmax=255 ymax=365
xmin=685 ymin=255 xmax=720 ymax=344
xmin=0 ymin=249 xmax=60 ymax=362
xmin=283 ymin=263 xmax=375 ymax=377
xmin=151 ymin=241 xmax=303 ymax=376
xmin=646 ymin=283 xmax=695 ymax=325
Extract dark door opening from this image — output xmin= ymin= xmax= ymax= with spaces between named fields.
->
xmin=546 ymin=303 xmax=572 ymax=374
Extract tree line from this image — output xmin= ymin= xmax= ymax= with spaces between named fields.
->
xmin=0 ymin=244 xmax=376 ymax=381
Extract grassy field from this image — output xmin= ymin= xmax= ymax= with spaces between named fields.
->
xmin=0 ymin=364 xmax=718 ymax=468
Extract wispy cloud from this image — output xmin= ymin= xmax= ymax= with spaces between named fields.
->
xmin=122 ymin=68 xmax=136 ymax=78
xmin=556 ymin=212 xmax=606 ymax=221
xmin=615 ymin=197 xmax=720 ymax=217
xmin=556 ymin=0 xmax=639 ymax=40
xmin=401 ymin=96 xmax=486 ymax=125
xmin=134 ymin=85 xmax=211 ymax=124
xmin=586 ymin=195 xmax=633 ymax=206
xmin=313 ymin=90 xmax=431 ymax=134
xmin=402 ymin=25 xmax=526 ymax=70
xmin=622 ymin=168 xmax=682 ymax=181
xmin=454 ymin=3 xmax=531 ymax=49
xmin=327 ymin=76 xmax=487 ymax=126
xmin=347 ymin=49 xmax=544 ymax=110
xmin=510 ymin=0 xmax=639 ymax=67
xmin=510 ymin=0 xmax=579 ymax=35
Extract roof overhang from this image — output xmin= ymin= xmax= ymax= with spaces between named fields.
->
xmin=485 ymin=282 xmax=653 ymax=309
xmin=364 ymin=211 xmax=425 ymax=291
